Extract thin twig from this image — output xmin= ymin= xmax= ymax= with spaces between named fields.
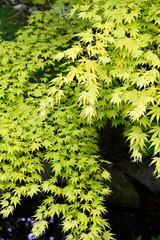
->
xmin=0 ymin=5 xmax=24 ymax=22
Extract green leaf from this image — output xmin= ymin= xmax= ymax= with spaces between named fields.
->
xmin=103 ymin=231 xmax=116 ymax=240
xmin=32 ymin=220 xmax=48 ymax=237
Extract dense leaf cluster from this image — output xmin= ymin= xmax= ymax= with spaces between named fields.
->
xmin=66 ymin=0 xmax=160 ymax=169
xmin=0 ymin=0 xmax=160 ymax=239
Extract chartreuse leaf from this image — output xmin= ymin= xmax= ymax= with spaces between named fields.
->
xmin=0 ymin=0 xmax=160 ymax=239
xmin=150 ymin=157 xmax=160 ymax=178
xmin=102 ymin=170 xmax=111 ymax=181
xmin=10 ymin=196 xmax=21 ymax=208
xmin=103 ymin=231 xmax=116 ymax=240
xmin=127 ymin=126 xmax=148 ymax=162
xmin=32 ymin=220 xmax=48 ymax=237
xmin=0 ymin=206 xmax=14 ymax=218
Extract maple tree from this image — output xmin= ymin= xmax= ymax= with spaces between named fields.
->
xmin=0 ymin=0 xmax=160 ymax=239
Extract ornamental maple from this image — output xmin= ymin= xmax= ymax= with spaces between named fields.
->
xmin=0 ymin=0 xmax=159 ymax=239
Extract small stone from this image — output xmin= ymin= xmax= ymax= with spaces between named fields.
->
xmin=13 ymin=4 xmax=27 ymax=12
xmin=28 ymin=6 xmax=38 ymax=14
xmin=10 ymin=0 xmax=17 ymax=5
xmin=13 ymin=4 xmax=24 ymax=10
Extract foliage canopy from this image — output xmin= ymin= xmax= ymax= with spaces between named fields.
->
xmin=0 ymin=0 xmax=160 ymax=239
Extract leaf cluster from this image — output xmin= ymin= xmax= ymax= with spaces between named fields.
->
xmin=0 ymin=1 xmax=112 ymax=239
xmin=0 ymin=0 xmax=160 ymax=239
